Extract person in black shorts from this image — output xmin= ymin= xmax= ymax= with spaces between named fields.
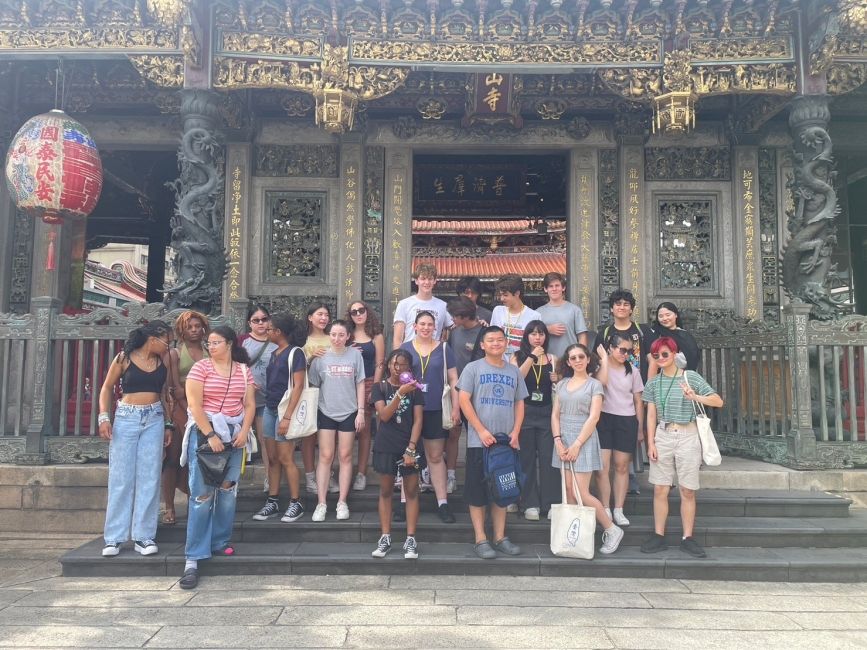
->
xmin=371 ymin=349 xmax=425 ymax=559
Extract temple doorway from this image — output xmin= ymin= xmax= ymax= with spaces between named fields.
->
xmin=410 ymin=153 xmax=568 ymax=310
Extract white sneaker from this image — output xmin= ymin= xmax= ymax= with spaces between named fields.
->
xmin=447 ymin=477 xmax=456 ymax=494
xmin=600 ymin=525 xmax=625 ymax=555
xmin=403 ymin=536 xmax=418 ymax=559
xmin=306 ymin=473 xmax=318 ymax=494
xmin=506 ymin=503 xmax=518 ymax=513
xmin=612 ymin=508 xmax=631 ymax=527
xmin=336 ymin=501 xmax=350 ymax=520
xmin=353 ymin=472 xmax=367 ymax=491
xmin=372 ymin=534 xmax=391 ymax=558
xmin=524 ymin=507 xmax=540 ymax=521
xmin=102 ymin=543 xmax=120 ymax=557
xmin=134 ymin=540 xmax=158 ymax=556
xmin=328 ymin=473 xmax=340 ymax=494
xmin=312 ymin=503 xmax=327 ymax=522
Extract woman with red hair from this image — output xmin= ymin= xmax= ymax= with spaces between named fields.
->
xmin=640 ymin=336 xmax=722 ymax=559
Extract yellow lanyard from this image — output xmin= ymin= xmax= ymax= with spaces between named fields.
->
xmin=531 ymin=358 xmax=543 ymax=389
xmin=414 ymin=341 xmax=433 ymax=379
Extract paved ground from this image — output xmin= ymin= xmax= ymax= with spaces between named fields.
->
xmin=2 ymin=534 xmax=867 ymax=648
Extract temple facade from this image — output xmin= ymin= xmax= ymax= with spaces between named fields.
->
xmin=0 ymin=0 xmax=866 ymax=467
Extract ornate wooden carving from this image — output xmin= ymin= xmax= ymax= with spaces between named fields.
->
xmin=253 ymin=145 xmax=339 ymax=178
xmin=644 ymin=147 xmax=731 ymax=181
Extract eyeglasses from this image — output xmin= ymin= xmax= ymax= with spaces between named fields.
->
xmin=250 ymin=317 xmax=270 ymax=324
xmin=203 ymin=340 xmax=227 ymax=348
xmin=651 ymin=351 xmax=672 ymax=360
xmin=349 ymin=307 xmax=367 ymax=317
xmin=614 ymin=346 xmax=631 ymax=355
xmin=568 ymin=354 xmax=587 ymax=362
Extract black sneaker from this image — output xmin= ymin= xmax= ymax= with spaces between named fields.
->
xmin=281 ymin=500 xmax=304 ymax=523
xmin=372 ymin=534 xmax=392 ymax=558
xmin=403 ymin=536 xmax=418 ymax=559
xmin=393 ymin=503 xmax=406 ymax=522
xmin=253 ymin=499 xmax=279 ymax=521
xmin=134 ymin=539 xmax=158 ymax=555
xmin=680 ymin=536 xmax=707 ymax=558
xmin=101 ymin=543 xmax=120 ymax=557
xmin=437 ymin=503 xmax=456 ymax=524
xmin=640 ymin=533 xmax=668 ymax=553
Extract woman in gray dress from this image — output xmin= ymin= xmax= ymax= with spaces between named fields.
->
xmin=551 ymin=343 xmax=624 ymax=555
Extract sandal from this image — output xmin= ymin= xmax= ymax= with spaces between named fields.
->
xmin=162 ymin=510 xmax=176 ymax=525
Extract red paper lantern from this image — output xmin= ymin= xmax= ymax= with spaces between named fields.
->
xmin=5 ymin=109 xmax=103 ymax=225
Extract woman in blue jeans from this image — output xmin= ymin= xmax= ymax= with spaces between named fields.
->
xmin=98 ymin=320 xmax=173 ymax=557
xmin=179 ymin=325 xmax=256 ymax=589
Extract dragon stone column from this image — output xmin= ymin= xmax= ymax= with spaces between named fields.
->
xmin=783 ymin=95 xmax=845 ymax=320
xmin=164 ymin=89 xmax=227 ymax=314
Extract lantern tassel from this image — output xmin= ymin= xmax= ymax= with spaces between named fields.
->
xmin=45 ymin=229 xmax=57 ymax=271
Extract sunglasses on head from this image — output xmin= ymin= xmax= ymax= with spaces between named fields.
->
xmin=651 ymin=351 xmax=672 ymax=360
xmin=250 ymin=317 xmax=270 ymax=324
xmin=349 ymin=307 xmax=367 ymax=316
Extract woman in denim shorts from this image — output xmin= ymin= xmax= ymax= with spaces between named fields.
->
xmin=97 ymin=320 xmax=173 ymax=558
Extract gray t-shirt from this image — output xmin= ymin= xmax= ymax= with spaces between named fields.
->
xmin=241 ymin=336 xmax=278 ymax=408
xmin=309 ymin=348 xmax=366 ymax=420
xmin=537 ymin=301 xmax=588 ymax=359
xmin=457 ymin=358 xmax=529 ymax=448
xmin=449 ymin=324 xmax=482 ymax=374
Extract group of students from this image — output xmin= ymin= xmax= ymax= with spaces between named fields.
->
xmin=96 ymin=265 xmax=722 ymax=588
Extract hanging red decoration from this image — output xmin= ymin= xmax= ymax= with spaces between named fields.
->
xmin=4 ymin=109 xmax=103 ymax=225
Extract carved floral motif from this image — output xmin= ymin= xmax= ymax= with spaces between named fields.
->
xmin=644 ymin=147 xmax=731 ymax=181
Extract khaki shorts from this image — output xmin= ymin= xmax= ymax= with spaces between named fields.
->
xmin=649 ymin=422 xmax=701 ymax=491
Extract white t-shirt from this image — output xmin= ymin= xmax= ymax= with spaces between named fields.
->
xmin=393 ymin=295 xmax=454 ymax=343
xmin=490 ymin=304 xmax=542 ymax=359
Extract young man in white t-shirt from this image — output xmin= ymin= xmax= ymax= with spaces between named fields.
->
xmin=537 ymin=272 xmax=589 ymax=360
xmin=490 ymin=273 xmax=541 ymax=360
xmin=392 ymin=263 xmax=454 ymax=349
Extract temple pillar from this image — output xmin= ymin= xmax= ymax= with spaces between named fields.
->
xmin=782 ymin=95 xmax=844 ymax=320
xmin=164 ymin=89 xmax=226 ymax=315
xmin=568 ymin=148 xmax=599 ymax=328
xmin=733 ymin=146 xmax=762 ymax=320
xmin=222 ymin=142 xmax=252 ymax=327
xmin=783 ymin=302 xmax=818 ymax=466
xmin=339 ymin=135 xmax=364 ymax=314
xmin=619 ymin=137 xmax=647 ymax=321
xmin=383 ymin=147 xmax=412 ymax=326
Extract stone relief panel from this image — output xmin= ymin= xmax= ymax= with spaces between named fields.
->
xmin=9 ymin=209 xmax=33 ymax=313
xmin=645 ymin=147 xmax=731 ymax=181
xmin=266 ymin=191 xmax=325 ymax=280
xmin=254 ymin=144 xmax=339 ymax=177
xmin=656 ymin=197 xmax=716 ymax=291
xmin=363 ymin=146 xmax=385 ymax=316
xmin=248 ymin=295 xmax=337 ymax=322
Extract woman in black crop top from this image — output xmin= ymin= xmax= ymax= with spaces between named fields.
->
xmin=510 ymin=320 xmax=560 ymax=521
xmin=97 ymin=320 xmax=172 ymax=559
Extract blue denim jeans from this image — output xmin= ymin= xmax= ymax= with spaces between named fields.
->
xmin=185 ymin=435 xmax=243 ymax=560
xmin=103 ymin=402 xmax=164 ymax=545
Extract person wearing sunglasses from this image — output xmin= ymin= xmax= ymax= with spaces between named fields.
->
xmin=550 ymin=343 xmax=625 ymax=555
xmin=98 ymin=321 xmax=173 ymax=558
xmin=594 ymin=332 xmax=645 ymax=528
xmin=239 ymin=304 xmax=277 ymax=493
xmin=641 ymin=336 xmax=723 ymax=559
xmin=646 ymin=301 xmax=701 ymax=380
xmin=346 ymin=300 xmax=386 ymax=491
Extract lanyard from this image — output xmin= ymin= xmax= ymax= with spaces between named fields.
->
xmin=531 ymin=359 xmax=543 ymax=389
xmin=505 ymin=306 xmax=524 ymax=340
xmin=414 ymin=340 xmax=433 ymax=379
xmin=658 ymin=370 xmax=680 ymax=420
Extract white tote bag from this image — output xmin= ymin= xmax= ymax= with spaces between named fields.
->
xmin=277 ymin=347 xmax=319 ymax=440
xmin=687 ymin=371 xmax=721 ymax=466
xmin=440 ymin=343 xmax=453 ymax=429
xmin=549 ymin=463 xmax=596 ymax=560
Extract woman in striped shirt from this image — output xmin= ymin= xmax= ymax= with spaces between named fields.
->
xmin=179 ymin=326 xmax=256 ymax=589
xmin=641 ymin=336 xmax=723 ymax=559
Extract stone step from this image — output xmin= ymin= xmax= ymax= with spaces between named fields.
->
xmin=151 ymin=509 xmax=867 ymax=549
xmin=235 ymin=487 xmax=853 ymax=519
xmin=60 ymin=538 xmax=867 ymax=583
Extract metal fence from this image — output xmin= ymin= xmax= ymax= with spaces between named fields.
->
xmin=1 ymin=299 xmax=865 ymax=467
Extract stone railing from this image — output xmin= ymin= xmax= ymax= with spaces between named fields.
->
xmin=695 ymin=305 xmax=867 ymax=469
xmin=0 ymin=300 xmax=236 ymax=464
